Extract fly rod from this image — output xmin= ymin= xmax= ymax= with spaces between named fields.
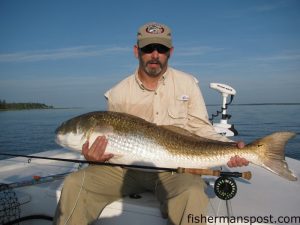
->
xmin=0 ymin=152 xmax=252 ymax=180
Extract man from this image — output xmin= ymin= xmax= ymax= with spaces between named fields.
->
xmin=54 ymin=22 xmax=248 ymax=225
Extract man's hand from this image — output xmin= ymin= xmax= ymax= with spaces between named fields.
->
xmin=227 ymin=141 xmax=249 ymax=167
xmin=82 ymin=136 xmax=114 ymax=162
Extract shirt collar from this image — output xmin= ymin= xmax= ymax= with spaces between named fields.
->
xmin=135 ymin=67 xmax=169 ymax=91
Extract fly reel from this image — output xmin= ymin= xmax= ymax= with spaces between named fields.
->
xmin=214 ymin=176 xmax=237 ymax=200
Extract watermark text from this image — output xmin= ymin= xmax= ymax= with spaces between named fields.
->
xmin=187 ymin=213 xmax=300 ymax=224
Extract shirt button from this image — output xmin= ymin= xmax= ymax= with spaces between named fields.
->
xmin=156 ymin=112 xmax=159 ymax=115
xmin=154 ymin=92 xmax=158 ymax=95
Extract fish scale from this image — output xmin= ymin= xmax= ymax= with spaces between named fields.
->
xmin=56 ymin=111 xmax=297 ymax=181
xmin=106 ymin=133 xmax=168 ymax=162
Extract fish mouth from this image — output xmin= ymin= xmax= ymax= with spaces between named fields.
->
xmin=55 ymin=134 xmax=65 ymax=147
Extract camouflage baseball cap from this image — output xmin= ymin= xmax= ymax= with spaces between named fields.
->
xmin=137 ymin=22 xmax=172 ymax=48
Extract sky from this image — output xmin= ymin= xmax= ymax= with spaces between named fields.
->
xmin=0 ymin=0 xmax=299 ymax=108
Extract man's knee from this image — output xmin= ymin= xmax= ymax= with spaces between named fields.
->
xmin=62 ymin=171 xmax=85 ymax=191
xmin=185 ymin=179 xmax=207 ymax=199
xmin=180 ymin=174 xmax=207 ymax=194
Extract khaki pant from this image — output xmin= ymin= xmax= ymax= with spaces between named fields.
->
xmin=53 ymin=165 xmax=208 ymax=225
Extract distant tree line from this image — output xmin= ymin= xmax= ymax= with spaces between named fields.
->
xmin=0 ymin=99 xmax=54 ymax=110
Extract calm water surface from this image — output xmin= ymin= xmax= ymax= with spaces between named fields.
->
xmin=0 ymin=105 xmax=299 ymax=161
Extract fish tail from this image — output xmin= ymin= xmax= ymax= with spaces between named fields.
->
xmin=255 ymin=131 xmax=297 ymax=181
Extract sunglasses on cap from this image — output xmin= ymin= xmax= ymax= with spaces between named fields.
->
xmin=140 ymin=44 xmax=170 ymax=54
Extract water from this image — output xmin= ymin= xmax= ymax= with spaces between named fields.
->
xmin=0 ymin=108 xmax=91 ymax=160
xmin=0 ymin=105 xmax=299 ymax=161
xmin=208 ymin=104 xmax=300 ymax=160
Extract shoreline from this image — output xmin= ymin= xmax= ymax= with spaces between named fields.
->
xmin=0 ymin=107 xmax=84 ymax=112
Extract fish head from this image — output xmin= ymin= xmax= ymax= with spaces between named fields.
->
xmin=55 ymin=113 xmax=95 ymax=152
xmin=55 ymin=111 xmax=115 ymax=152
xmin=55 ymin=122 xmax=87 ymax=152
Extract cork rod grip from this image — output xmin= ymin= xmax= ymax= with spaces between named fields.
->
xmin=177 ymin=167 xmax=252 ymax=180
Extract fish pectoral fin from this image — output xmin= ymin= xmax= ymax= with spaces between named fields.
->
xmin=108 ymin=154 xmax=125 ymax=165
xmin=93 ymin=125 xmax=114 ymax=135
xmin=82 ymin=125 xmax=114 ymax=142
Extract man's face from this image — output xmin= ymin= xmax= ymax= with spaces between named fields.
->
xmin=137 ymin=44 xmax=172 ymax=77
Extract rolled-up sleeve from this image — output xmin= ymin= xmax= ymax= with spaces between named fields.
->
xmin=186 ymin=79 xmax=232 ymax=142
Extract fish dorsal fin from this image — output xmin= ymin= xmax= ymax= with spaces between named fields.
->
xmin=160 ymin=125 xmax=227 ymax=143
xmin=160 ymin=125 xmax=211 ymax=142
xmin=160 ymin=125 xmax=196 ymax=137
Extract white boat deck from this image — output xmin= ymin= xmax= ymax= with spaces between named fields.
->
xmin=1 ymin=149 xmax=300 ymax=225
